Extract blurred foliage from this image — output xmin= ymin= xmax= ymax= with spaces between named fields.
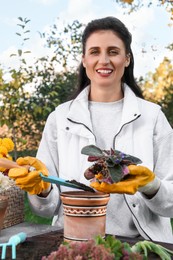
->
xmin=140 ymin=57 xmax=173 ymax=126
xmin=42 ymin=19 xmax=83 ymax=70
xmin=115 ymin=0 xmax=173 ymax=127
xmin=11 ymin=149 xmax=37 ymax=158
xmin=115 ymin=0 xmax=173 ymax=21
xmin=0 ymin=17 xmax=37 ymax=159
xmin=0 ymin=18 xmax=83 ymax=157
xmin=23 ymin=19 xmax=84 ymax=140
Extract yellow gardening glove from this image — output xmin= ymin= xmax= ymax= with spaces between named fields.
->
xmin=8 ymin=157 xmax=50 ymax=195
xmin=90 ymin=165 xmax=159 ymax=195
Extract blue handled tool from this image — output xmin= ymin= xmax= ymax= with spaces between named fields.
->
xmin=0 ymin=232 xmax=27 ymax=259
xmin=40 ymin=173 xmax=95 ymax=192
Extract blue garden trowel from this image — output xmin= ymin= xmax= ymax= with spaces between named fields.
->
xmin=39 ymin=173 xmax=95 ymax=192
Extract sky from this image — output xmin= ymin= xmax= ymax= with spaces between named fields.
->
xmin=0 ymin=0 xmax=172 ymax=78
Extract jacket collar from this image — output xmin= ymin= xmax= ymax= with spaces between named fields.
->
xmin=67 ymin=86 xmax=93 ymax=131
xmin=121 ymin=84 xmax=141 ymax=126
xmin=67 ymin=84 xmax=141 ymax=130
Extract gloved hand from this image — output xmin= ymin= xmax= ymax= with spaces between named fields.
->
xmin=8 ymin=157 xmax=50 ymax=195
xmin=90 ymin=165 xmax=160 ymax=195
xmin=0 ymin=158 xmax=22 ymax=172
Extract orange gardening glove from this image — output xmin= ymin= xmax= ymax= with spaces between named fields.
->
xmin=8 ymin=157 xmax=50 ymax=195
xmin=90 ymin=165 xmax=160 ymax=195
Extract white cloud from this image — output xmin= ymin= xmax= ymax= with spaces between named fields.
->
xmin=112 ymin=4 xmax=172 ymax=77
xmin=29 ymin=0 xmax=57 ymax=5
xmin=115 ymin=5 xmax=155 ymax=42
xmin=67 ymin=0 xmax=92 ymax=14
xmin=58 ymin=0 xmax=96 ymax=24
xmin=0 ymin=16 xmax=18 ymax=28
xmin=0 ymin=47 xmax=19 ymax=69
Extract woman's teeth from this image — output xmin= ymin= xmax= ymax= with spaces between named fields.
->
xmin=97 ymin=69 xmax=112 ymax=74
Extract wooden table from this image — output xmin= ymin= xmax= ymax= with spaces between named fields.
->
xmin=1 ymin=229 xmax=173 ymax=259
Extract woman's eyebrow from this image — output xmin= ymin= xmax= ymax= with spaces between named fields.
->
xmin=108 ymin=46 xmax=121 ymax=50
xmin=88 ymin=46 xmax=121 ymax=50
xmin=88 ymin=46 xmax=99 ymax=50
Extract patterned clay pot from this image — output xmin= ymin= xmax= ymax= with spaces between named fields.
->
xmin=60 ymin=191 xmax=110 ymax=242
xmin=0 ymin=196 xmax=8 ymax=232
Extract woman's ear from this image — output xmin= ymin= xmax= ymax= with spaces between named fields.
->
xmin=82 ymin=54 xmax=86 ymax=68
xmin=125 ymin=54 xmax=130 ymax=67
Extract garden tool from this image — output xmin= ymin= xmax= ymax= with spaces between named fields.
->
xmin=39 ymin=173 xmax=95 ymax=192
xmin=0 ymin=232 xmax=27 ymax=260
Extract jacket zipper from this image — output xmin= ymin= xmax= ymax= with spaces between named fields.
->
xmin=67 ymin=118 xmax=96 ymax=142
xmin=113 ymin=115 xmax=152 ymax=241
xmin=112 ymin=115 xmax=141 ymax=148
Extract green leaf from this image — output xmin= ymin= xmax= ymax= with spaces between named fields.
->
xmin=123 ymin=154 xmax=142 ymax=164
xmin=109 ymin=165 xmax=123 ymax=182
xmin=106 ymin=159 xmax=116 ymax=167
xmin=95 ymin=235 xmax=123 ymax=259
xmin=108 ymin=155 xmax=122 ymax=165
xmin=18 ymin=17 xmax=23 ymax=22
xmin=131 ymin=241 xmax=173 ymax=260
xmin=10 ymin=54 xmax=17 ymax=57
xmin=123 ymin=242 xmax=133 ymax=253
xmin=81 ymin=145 xmax=103 ymax=157
xmin=18 ymin=49 xmax=22 ymax=56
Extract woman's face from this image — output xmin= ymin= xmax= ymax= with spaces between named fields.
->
xmin=82 ymin=30 xmax=130 ymax=90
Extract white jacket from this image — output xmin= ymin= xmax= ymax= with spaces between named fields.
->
xmin=28 ymin=84 xmax=173 ymax=243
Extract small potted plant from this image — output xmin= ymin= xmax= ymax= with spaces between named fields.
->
xmin=81 ymin=145 xmax=142 ymax=184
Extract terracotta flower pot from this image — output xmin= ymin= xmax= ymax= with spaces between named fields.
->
xmin=0 ymin=195 xmax=8 ymax=231
xmin=60 ymin=191 xmax=110 ymax=242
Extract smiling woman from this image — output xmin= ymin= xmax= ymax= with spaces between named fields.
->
xmin=7 ymin=16 xmax=173 ymax=244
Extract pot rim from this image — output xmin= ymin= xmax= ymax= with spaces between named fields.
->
xmin=60 ymin=191 xmax=110 ymax=198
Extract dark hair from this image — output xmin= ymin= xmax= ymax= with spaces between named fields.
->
xmin=73 ymin=16 xmax=143 ymax=99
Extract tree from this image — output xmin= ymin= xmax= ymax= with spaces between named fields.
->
xmin=24 ymin=20 xmax=84 ymax=130
xmin=0 ymin=17 xmax=33 ymax=158
xmin=140 ymin=57 xmax=173 ymax=126
xmin=0 ymin=19 xmax=84 ymax=155
xmin=116 ymin=0 xmax=173 ymax=126
xmin=115 ymin=0 xmax=173 ymax=20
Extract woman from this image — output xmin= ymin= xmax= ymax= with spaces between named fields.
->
xmin=8 ymin=17 xmax=173 ymax=242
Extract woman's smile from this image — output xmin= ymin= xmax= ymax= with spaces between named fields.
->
xmin=96 ymin=68 xmax=113 ymax=77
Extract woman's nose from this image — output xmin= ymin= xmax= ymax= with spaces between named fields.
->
xmin=99 ymin=53 xmax=109 ymax=64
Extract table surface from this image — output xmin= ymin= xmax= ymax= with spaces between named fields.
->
xmin=0 ymin=222 xmax=60 ymax=243
xmin=0 ymin=223 xmax=173 ymax=260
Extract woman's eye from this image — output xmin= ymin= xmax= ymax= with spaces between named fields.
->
xmin=109 ymin=50 xmax=118 ymax=55
xmin=90 ymin=50 xmax=98 ymax=55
